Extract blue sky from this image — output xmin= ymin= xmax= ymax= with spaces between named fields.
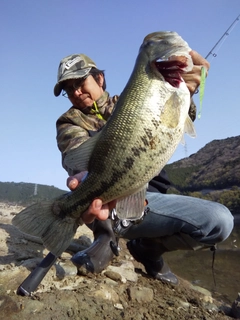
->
xmin=1 ymin=0 xmax=240 ymax=191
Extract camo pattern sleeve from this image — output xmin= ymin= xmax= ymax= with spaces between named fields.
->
xmin=56 ymin=91 xmax=119 ymax=175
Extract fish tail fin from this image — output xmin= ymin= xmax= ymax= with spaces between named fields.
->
xmin=12 ymin=201 xmax=78 ymax=256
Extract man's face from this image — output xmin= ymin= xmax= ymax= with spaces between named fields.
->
xmin=63 ymin=74 xmax=104 ymax=110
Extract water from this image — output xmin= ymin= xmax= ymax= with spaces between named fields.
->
xmin=165 ymin=215 xmax=240 ymax=304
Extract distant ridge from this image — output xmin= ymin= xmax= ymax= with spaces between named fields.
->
xmin=165 ymin=135 xmax=240 ymax=215
xmin=165 ymin=135 xmax=240 ymax=191
xmin=0 ymin=182 xmax=66 ymax=206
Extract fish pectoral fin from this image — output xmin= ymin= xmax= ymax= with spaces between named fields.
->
xmin=12 ymin=200 xmax=78 ymax=256
xmin=64 ymin=132 xmax=100 ymax=172
xmin=115 ymin=185 xmax=148 ymax=220
xmin=184 ymin=115 xmax=196 ymax=138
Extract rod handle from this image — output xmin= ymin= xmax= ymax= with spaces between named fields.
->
xmin=17 ymin=252 xmax=57 ymax=296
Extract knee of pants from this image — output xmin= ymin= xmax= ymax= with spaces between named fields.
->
xmin=198 ymin=203 xmax=234 ymax=244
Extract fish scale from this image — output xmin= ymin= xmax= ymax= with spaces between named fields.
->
xmin=13 ymin=31 xmax=196 ymax=256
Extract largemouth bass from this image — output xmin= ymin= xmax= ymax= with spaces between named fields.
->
xmin=13 ymin=31 xmax=196 ymax=256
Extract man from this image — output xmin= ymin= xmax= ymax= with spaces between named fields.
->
xmin=54 ymin=52 xmax=233 ymax=285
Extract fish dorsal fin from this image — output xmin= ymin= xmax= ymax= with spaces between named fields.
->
xmin=184 ymin=115 xmax=196 ymax=138
xmin=64 ymin=133 xmax=100 ymax=172
xmin=115 ymin=184 xmax=148 ymax=220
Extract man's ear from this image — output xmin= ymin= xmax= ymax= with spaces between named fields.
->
xmin=98 ymin=73 xmax=104 ymax=87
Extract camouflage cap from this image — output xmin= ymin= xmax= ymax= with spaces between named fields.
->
xmin=54 ymin=54 xmax=97 ymax=97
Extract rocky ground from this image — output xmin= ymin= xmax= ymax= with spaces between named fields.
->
xmin=0 ymin=202 xmax=239 ymax=320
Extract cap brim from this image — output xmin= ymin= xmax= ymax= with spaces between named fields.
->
xmin=54 ymin=83 xmax=63 ymax=97
xmin=53 ymin=67 xmax=92 ymax=97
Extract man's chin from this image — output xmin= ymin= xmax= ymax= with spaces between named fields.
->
xmin=74 ymin=100 xmax=93 ymax=110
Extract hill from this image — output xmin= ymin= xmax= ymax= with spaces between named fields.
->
xmin=165 ymin=135 xmax=240 ymax=215
xmin=0 ymin=182 xmax=66 ymax=206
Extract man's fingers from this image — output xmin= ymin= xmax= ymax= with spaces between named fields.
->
xmin=82 ymin=199 xmax=109 ymax=224
xmin=182 ymin=51 xmax=210 ymax=95
xmin=67 ymin=177 xmax=79 ymax=191
xmin=66 ymin=171 xmax=88 ymax=190
xmin=81 ymin=199 xmax=117 ymax=224
xmin=190 ymin=50 xmax=210 ymax=70
xmin=93 ymin=199 xmax=103 ymax=211
xmin=182 ymin=66 xmax=202 ymax=94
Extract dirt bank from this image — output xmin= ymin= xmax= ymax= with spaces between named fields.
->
xmin=0 ymin=203 xmax=237 ymax=320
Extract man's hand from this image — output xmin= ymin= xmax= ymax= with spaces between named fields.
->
xmin=182 ymin=50 xmax=210 ymax=95
xmin=67 ymin=172 xmax=116 ymax=224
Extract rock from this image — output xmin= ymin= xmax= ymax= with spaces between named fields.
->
xmin=88 ymin=283 xmax=119 ymax=303
xmin=232 ymin=292 xmax=240 ymax=319
xmin=66 ymin=236 xmax=92 ymax=253
xmin=190 ymin=284 xmax=221 ymax=313
xmin=55 ymin=260 xmax=78 ymax=279
xmin=103 ymin=261 xmax=138 ymax=283
xmin=114 ymin=303 xmax=124 ymax=310
xmin=127 ymin=286 xmax=154 ymax=303
xmin=103 ymin=270 xmax=123 ymax=282
xmin=103 ymin=277 xmax=119 ymax=286
xmin=190 ymin=284 xmax=213 ymax=297
xmin=20 ymin=257 xmax=43 ymax=269
xmin=15 ymin=252 xmax=40 ymax=262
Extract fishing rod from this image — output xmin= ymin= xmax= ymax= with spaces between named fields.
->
xmin=186 ymin=14 xmax=239 ymax=155
xmin=205 ymin=14 xmax=240 ymax=60
xmin=16 ymin=15 xmax=240 ymax=297
xmin=17 ymin=252 xmax=57 ymax=296
xmin=197 ymin=14 xmax=240 ymax=119
xmin=197 ymin=13 xmax=240 ymax=284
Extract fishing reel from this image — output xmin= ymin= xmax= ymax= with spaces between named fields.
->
xmin=110 ymin=206 xmax=149 ymax=238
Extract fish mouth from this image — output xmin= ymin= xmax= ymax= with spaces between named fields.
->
xmin=141 ymin=31 xmax=193 ymax=87
xmin=155 ymin=59 xmax=188 ymax=88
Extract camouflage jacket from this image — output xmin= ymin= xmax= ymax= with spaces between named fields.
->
xmin=56 ymin=91 xmax=196 ymax=175
xmin=56 ymin=91 xmax=119 ymax=175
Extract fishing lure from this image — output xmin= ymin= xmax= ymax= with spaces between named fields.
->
xmin=198 ymin=66 xmax=206 ymax=119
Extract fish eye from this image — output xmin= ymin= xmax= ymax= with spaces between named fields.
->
xmin=161 ymin=40 xmax=169 ymax=45
xmin=147 ymin=40 xmax=155 ymax=46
